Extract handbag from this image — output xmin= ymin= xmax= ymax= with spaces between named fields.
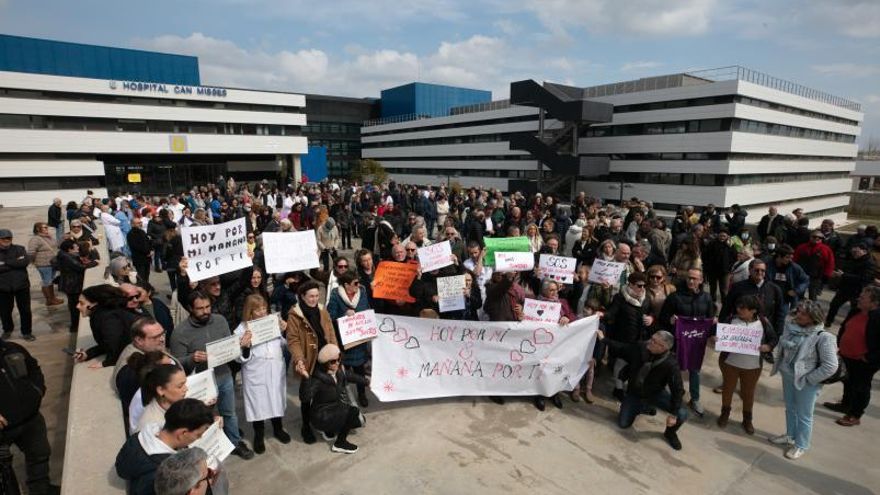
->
xmin=817 ymin=331 xmax=847 ymax=384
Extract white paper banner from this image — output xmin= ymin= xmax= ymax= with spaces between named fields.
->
xmin=247 ymin=313 xmax=282 ymax=347
xmin=189 ymin=420 xmax=235 ymax=469
xmin=371 ymin=314 xmax=598 ymax=401
xmin=539 ymin=254 xmax=576 ymax=284
xmin=715 ymin=322 xmax=763 ymax=356
xmin=522 ymin=298 xmax=561 ymax=324
xmin=181 ymin=218 xmax=251 ymax=283
xmin=417 ymin=241 xmax=453 ymax=273
xmin=437 ymin=275 xmax=465 ymax=313
xmin=587 ymin=259 xmax=626 ymax=285
xmin=495 ymin=251 xmax=535 ymax=272
xmin=206 ymin=334 xmax=241 ymax=369
xmin=185 ymin=369 xmax=218 ymax=404
xmin=262 ymin=231 xmax=321 ymax=274
xmin=338 ymin=309 xmax=379 ymax=349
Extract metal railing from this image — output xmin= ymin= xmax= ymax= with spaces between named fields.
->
xmin=362 ymin=113 xmax=437 ymax=127
xmin=449 ymin=99 xmax=511 ymax=115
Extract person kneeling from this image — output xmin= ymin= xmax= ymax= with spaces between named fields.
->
xmin=308 ymin=344 xmax=367 ymax=454
xmin=604 ymin=330 xmax=688 ymax=450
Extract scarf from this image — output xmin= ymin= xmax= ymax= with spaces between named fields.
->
xmin=634 ymin=349 xmax=670 ymax=390
xmin=337 ymin=286 xmax=361 ymax=309
xmin=300 ymin=304 xmax=327 ymax=350
xmin=622 ymin=285 xmax=645 ymax=307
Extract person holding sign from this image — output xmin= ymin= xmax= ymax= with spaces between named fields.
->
xmin=714 ymin=295 xmax=777 ymax=434
xmin=327 ymin=271 xmax=372 ymax=408
xmin=134 ymin=364 xmax=188 ymax=434
xmin=233 ymin=294 xmax=291 ymax=454
xmin=532 ymin=279 xmax=576 ymax=411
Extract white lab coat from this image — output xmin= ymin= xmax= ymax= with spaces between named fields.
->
xmin=234 ymin=322 xmax=287 ymax=422
xmin=101 ymin=211 xmax=126 ymax=254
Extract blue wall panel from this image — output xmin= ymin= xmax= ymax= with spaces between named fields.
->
xmin=301 ymin=146 xmax=328 ymax=182
xmin=380 ymin=82 xmax=491 ymax=118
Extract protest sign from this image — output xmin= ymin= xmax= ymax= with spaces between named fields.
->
xmin=247 ymin=313 xmax=282 ymax=347
xmin=262 ymin=231 xmax=320 ymax=274
xmin=495 ymin=251 xmax=535 ymax=272
xmin=206 ymin=334 xmax=241 ymax=369
xmin=181 ymin=218 xmax=251 ymax=282
xmin=190 ymin=420 xmax=235 ymax=469
xmin=373 ymin=261 xmax=418 ymax=303
xmin=437 ymin=275 xmax=466 ymax=313
xmin=539 ymin=254 xmax=577 ymax=284
xmin=417 ymin=241 xmax=453 ymax=273
xmin=338 ymin=309 xmax=379 ymax=349
xmin=715 ymin=322 xmax=763 ymax=356
xmin=587 ymin=259 xmax=626 ymax=285
xmin=675 ymin=318 xmax=714 ymax=371
xmin=522 ymin=298 xmax=562 ymax=324
xmin=484 ymin=236 xmax=530 ymax=266
xmin=370 ymin=314 xmax=599 ymax=401
xmin=185 ymin=369 xmax=218 ymax=404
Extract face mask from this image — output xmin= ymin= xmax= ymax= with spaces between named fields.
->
xmin=767 ymin=243 xmax=776 ymax=251
xmin=741 ymin=233 xmax=749 ymax=241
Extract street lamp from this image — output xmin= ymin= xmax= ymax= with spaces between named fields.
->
xmin=608 ymin=180 xmax=634 ymax=205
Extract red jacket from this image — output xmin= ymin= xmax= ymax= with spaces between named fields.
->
xmin=793 ymin=241 xmax=835 ymax=278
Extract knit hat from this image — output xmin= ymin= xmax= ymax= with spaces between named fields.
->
xmin=323 ymin=217 xmax=336 ymax=231
xmin=317 ymin=344 xmax=341 ymax=364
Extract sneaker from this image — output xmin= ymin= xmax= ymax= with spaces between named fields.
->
xmin=769 ymin=434 xmax=794 ymax=445
xmin=612 ymin=388 xmax=626 ymax=403
xmin=689 ymin=400 xmax=705 ymax=417
xmin=232 ymin=441 xmax=255 ymax=460
xmin=301 ymin=427 xmax=317 ymax=445
xmin=320 ymin=430 xmax=337 ymax=442
xmin=23 ymin=334 xmax=36 ymax=342
xmin=784 ymin=446 xmax=806 ymax=460
xmin=823 ymin=401 xmax=847 ymax=413
xmin=664 ymin=430 xmax=682 ymax=451
xmin=331 ymin=439 xmax=358 ymax=454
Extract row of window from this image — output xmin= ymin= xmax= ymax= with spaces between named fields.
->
xmin=589 ymin=171 xmax=850 ymax=187
xmin=362 ymin=133 xmax=508 ymax=149
xmin=732 ymin=119 xmax=855 ymax=143
xmin=361 ymin=114 xmax=537 ymax=138
xmin=307 ymin=139 xmax=361 ymax=153
xmin=583 ymin=117 xmax=857 ymax=143
xmin=301 ymin=122 xmax=362 ymax=136
xmin=0 ymin=176 xmax=105 ymax=192
xmin=386 ymin=168 xmax=548 ymax=179
xmin=600 ymin=152 xmax=853 ymax=161
xmin=0 ymin=113 xmax=299 ymax=136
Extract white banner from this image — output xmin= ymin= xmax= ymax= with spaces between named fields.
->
xmin=587 ymin=259 xmax=626 ymax=285
xmin=495 ymin=251 xmax=535 ymax=272
xmin=182 ymin=218 xmax=251 ymax=282
xmin=247 ymin=313 xmax=282 ymax=347
xmin=370 ymin=314 xmax=599 ymax=401
xmin=338 ymin=309 xmax=379 ymax=349
xmin=715 ymin=322 xmax=763 ymax=356
xmin=262 ymin=231 xmax=321 ymax=274
xmin=417 ymin=241 xmax=453 ymax=273
xmin=185 ymin=369 xmax=218 ymax=404
xmin=206 ymin=334 xmax=241 ymax=369
xmin=539 ymin=254 xmax=576 ymax=284
xmin=437 ymin=275 xmax=465 ymax=313
xmin=522 ymin=298 xmax=561 ymax=324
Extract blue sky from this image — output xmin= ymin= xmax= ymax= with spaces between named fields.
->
xmin=1 ymin=0 xmax=878 ymax=144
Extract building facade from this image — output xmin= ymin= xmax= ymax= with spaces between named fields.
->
xmin=302 ymin=94 xmax=378 ymax=178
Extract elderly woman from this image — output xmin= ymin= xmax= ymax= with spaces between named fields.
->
xmin=317 ymin=217 xmax=340 ymax=272
xmin=28 ymin=221 xmax=63 ymax=306
xmin=533 ymin=279 xmax=576 ymax=411
xmin=729 ymin=244 xmax=755 ymax=286
xmin=769 ymin=300 xmax=838 ymax=460
xmin=327 ymin=271 xmax=372 ymax=408
xmin=308 ymin=344 xmax=367 ymax=454
xmin=57 ymin=239 xmax=98 ymax=332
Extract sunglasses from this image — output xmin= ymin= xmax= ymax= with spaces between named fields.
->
xmin=406 ymin=248 xmax=417 ymax=252
xmin=337 ymin=264 xmax=348 ymax=268
xmin=634 ymin=284 xmax=646 ymax=288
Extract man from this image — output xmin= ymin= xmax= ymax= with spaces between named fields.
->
xmin=703 ymin=228 xmax=736 ymax=303
xmin=820 ymin=219 xmax=844 ymax=265
xmin=115 ymin=399 xmax=215 ymax=495
xmin=724 ymin=204 xmax=747 ymax=236
xmin=826 ymin=242 xmax=876 ymax=328
xmin=721 ymin=259 xmax=786 ymax=340
xmin=765 ymin=244 xmax=809 ymax=316
xmin=113 ymin=317 xmax=178 ymax=394
xmin=0 ymin=336 xmax=58 ymax=494
xmin=757 ymin=206 xmax=784 ymax=243
xmin=462 ymin=242 xmax=491 ymax=316
xmin=0 ymin=229 xmax=34 ymax=341
xmin=154 ymin=447 xmax=214 ymax=495
xmin=128 ymin=217 xmax=153 ymax=284
xmin=47 ymin=198 xmax=64 ymax=244
xmin=659 ymin=268 xmax=715 ymax=417
xmin=611 ymin=242 xmax=634 ymax=295
xmin=170 ymin=292 xmax=253 ymax=460
xmin=100 ymin=203 xmax=127 ymax=256
xmin=605 ymin=330 xmax=688 ymax=450
xmin=793 ymin=231 xmax=835 ymax=301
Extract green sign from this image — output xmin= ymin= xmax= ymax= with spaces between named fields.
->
xmin=484 ymin=236 xmax=531 ymax=266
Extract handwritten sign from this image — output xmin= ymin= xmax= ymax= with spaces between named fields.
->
xmin=484 ymin=236 xmax=531 ymax=266
xmin=522 ymin=298 xmax=561 ymax=324
xmin=205 ymin=334 xmax=241 ymax=369
xmin=181 ymin=218 xmax=251 ymax=282
xmin=373 ymin=261 xmax=418 ymax=303
xmin=437 ymin=275 xmax=465 ymax=313
xmin=262 ymin=231 xmax=320 ymax=274
xmin=587 ymin=259 xmax=626 ymax=285
xmin=495 ymin=251 xmax=535 ymax=272
xmin=370 ymin=314 xmax=599 ymax=401
xmin=189 ymin=420 xmax=235 ymax=469
xmin=185 ymin=369 xmax=218 ymax=404
xmin=715 ymin=322 xmax=763 ymax=356
xmin=417 ymin=241 xmax=453 ymax=273
xmin=539 ymin=254 xmax=576 ymax=284
xmin=247 ymin=313 xmax=282 ymax=347
xmin=338 ymin=309 xmax=379 ymax=349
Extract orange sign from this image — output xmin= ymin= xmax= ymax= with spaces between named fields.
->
xmin=372 ymin=261 xmax=418 ymax=303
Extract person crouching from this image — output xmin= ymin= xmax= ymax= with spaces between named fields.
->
xmin=307 ymin=344 xmax=367 ymax=454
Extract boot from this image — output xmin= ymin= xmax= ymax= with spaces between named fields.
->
xmin=742 ymin=411 xmax=755 ymax=435
xmin=717 ymin=406 xmax=731 ymax=428
xmin=663 ymin=425 xmax=682 ymax=451
xmin=570 ymin=384 xmax=582 ymax=402
xmin=43 ymin=286 xmax=63 ymax=306
xmin=253 ymin=422 xmax=266 ymax=454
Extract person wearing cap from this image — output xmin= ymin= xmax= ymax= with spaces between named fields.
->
xmin=794 ymin=230 xmax=836 ymax=301
xmin=307 ymin=344 xmax=367 ymax=454
xmin=0 ymin=229 xmax=34 ymax=341
xmin=825 ymin=241 xmax=876 ymax=328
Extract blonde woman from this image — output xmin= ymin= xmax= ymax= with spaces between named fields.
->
xmin=525 ymin=223 xmax=543 ymax=253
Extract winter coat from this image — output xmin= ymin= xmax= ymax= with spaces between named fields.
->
xmin=659 ymin=283 xmax=715 ymax=331
xmin=307 ymin=367 xmax=366 ymax=434
xmin=771 ymin=322 xmax=839 ymax=390
xmin=0 ymin=340 xmax=45 ymax=428
xmin=793 ymin=242 xmax=835 ymax=279
xmin=604 ymin=339 xmax=685 ymax=412
xmin=721 ymin=279 xmax=785 ymax=336
xmin=127 ymin=228 xmax=152 ymax=265
xmin=57 ymin=250 xmax=97 ymax=295
xmin=765 ymin=261 xmax=809 ymax=305
xmin=87 ymin=306 xmax=140 ymax=367
xmin=27 ymin=234 xmax=57 ymax=267
xmin=114 ymin=424 xmax=173 ymax=495
xmin=0 ymin=244 xmax=30 ymax=292
xmin=326 ymin=286 xmax=371 ymax=366
xmin=605 ymin=289 xmax=650 ymax=343
xmin=286 ymin=303 xmax=338 ymax=374
xmin=839 ymin=307 xmax=880 ymax=366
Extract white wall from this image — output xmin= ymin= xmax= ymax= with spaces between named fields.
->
xmin=0 ymin=188 xmax=108 ymax=208
xmin=0 ymin=159 xmax=104 ymax=177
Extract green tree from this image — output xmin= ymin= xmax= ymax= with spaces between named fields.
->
xmin=354 ymin=158 xmax=389 ymax=184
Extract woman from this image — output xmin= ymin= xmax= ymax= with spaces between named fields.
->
xmin=57 ymin=239 xmax=98 ymax=332
xmin=769 ymin=300 xmax=838 ymax=460
xmin=571 ymin=221 xmax=600 ymax=269
xmin=436 ymin=194 xmax=450 ymax=234
xmin=670 ymin=236 xmax=702 ymax=284
xmin=729 ymin=245 xmax=755 ymax=286
xmin=355 ymin=249 xmax=375 ymax=305
xmin=716 ymin=295 xmax=777 ymax=434
xmin=133 ymin=364 xmax=187 ymax=433
xmin=27 ymin=222 xmax=63 ymax=306
xmin=603 ymin=272 xmax=651 ymax=402
xmin=286 ymin=280 xmax=339 ymax=444
xmin=644 ymin=265 xmax=675 ymax=332
xmin=232 ymin=266 xmax=270 ymax=329
xmin=327 ymin=271 xmax=371 ymax=407
xmin=525 ymin=223 xmax=543 ymax=253
xmin=534 ymin=279 xmax=576 ymax=411
xmin=317 ymin=217 xmax=340 ymax=272
xmin=596 ymin=239 xmax=616 ymax=263
xmin=72 ymin=284 xmax=139 ymax=367
xmin=308 ymin=344 xmax=367 ymax=454
xmin=540 ymin=217 xmax=556 ymax=243
xmin=235 ymin=294 xmax=291 ymax=454
xmin=124 ymin=353 xmax=180 ymax=433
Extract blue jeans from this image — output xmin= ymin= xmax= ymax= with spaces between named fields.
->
xmin=689 ymin=370 xmax=701 ymax=403
xmin=216 ymin=372 xmax=241 ymax=445
xmin=36 ymin=266 xmax=54 ymax=287
xmin=618 ymin=391 xmax=688 ymax=429
xmin=781 ymin=372 xmax=820 ymax=450
xmin=54 ymin=226 xmax=64 ymax=244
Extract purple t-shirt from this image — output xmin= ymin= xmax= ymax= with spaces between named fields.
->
xmin=675 ymin=318 xmax=714 ymax=371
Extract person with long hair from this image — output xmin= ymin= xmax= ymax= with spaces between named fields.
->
xmin=56 ymin=239 xmax=98 ymax=332
xmin=28 ymin=221 xmax=63 ymax=306
xmin=525 ymin=223 xmax=543 ymax=253
xmin=572 ymin=221 xmax=600 ymax=268
xmin=134 ymin=363 xmax=187 ymax=433
xmin=71 ymin=284 xmax=139 ymax=367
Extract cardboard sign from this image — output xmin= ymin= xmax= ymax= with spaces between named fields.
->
xmin=181 ymin=218 xmax=251 ymax=282
xmin=338 ymin=309 xmax=379 ymax=349
xmin=205 ymin=334 xmax=241 ymax=369
xmin=247 ymin=313 xmax=282 ymax=347
xmin=262 ymin=231 xmax=321 ymax=274
xmin=587 ymin=259 xmax=626 ymax=285
xmin=715 ymin=322 xmax=763 ymax=356
xmin=539 ymin=254 xmax=576 ymax=284
xmin=484 ymin=236 xmax=531 ymax=266
xmin=373 ymin=261 xmax=419 ymax=303
xmin=185 ymin=369 xmax=218 ymax=404
xmin=495 ymin=251 xmax=535 ymax=272
xmin=417 ymin=241 xmax=453 ymax=273
xmin=522 ymin=298 xmax=562 ymax=324
xmin=189 ymin=420 xmax=235 ymax=469
xmin=437 ymin=275 xmax=466 ymax=313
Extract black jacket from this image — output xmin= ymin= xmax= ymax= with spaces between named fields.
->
xmin=659 ymin=283 xmax=715 ymax=331
xmin=0 ymin=339 xmax=45 ymax=428
xmin=48 ymin=204 xmax=63 ymax=228
xmin=307 ymin=367 xmax=366 ymax=433
xmin=0 ymin=244 xmax=30 ymax=292
xmin=127 ymin=228 xmax=152 ymax=265
xmin=838 ymin=254 xmax=876 ymax=297
xmin=57 ymin=250 xmax=98 ymax=295
xmin=604 ymin=291 xmax=649 ymax=343
xmin=839 ymin=307 xmax=880 ymax=366
xmin=757 ymin=214 xmax=784 ymax=242
xmin=703 ymin=239 xmax=736 ymax=276
xmin=87 ymin=306 xmax=140 ymax=367
xmin=115 ymin=432 xmax=171 ymax=495
xmin=720 ymin=279 xmax=785 ymax=336
xmin=605 ymin=339 xmax=685 ymax=412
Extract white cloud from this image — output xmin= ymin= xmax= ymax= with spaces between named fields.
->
xmin=621 ymin=60 xmax=664 ymax=72
xmin=807 ymin=0 xmax=880 ymax=38
xmin=493 ymin=18 xmax=521 ymax=35
xmin=218 ymin=0 xmax=467 ymax=23
xmin=811 ymin=63 xmax=880 ymax=78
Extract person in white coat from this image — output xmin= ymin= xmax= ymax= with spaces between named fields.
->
xmin=234 ymin=293 xmax=291 ymax=454
xmin=100 ymin=203 xmax=127 ymax=256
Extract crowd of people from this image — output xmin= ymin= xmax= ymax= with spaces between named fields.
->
xmin=1 ymin=175 xmax=878 ymax=494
